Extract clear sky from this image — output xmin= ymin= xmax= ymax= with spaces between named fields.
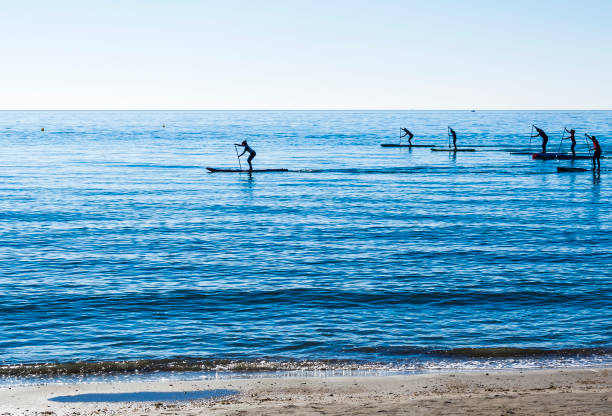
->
xmin=2 ymin=0 xmax=611 ymax=110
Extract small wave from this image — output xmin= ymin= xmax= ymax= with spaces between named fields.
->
xmin=2 ymin=347 xmax=610 ymax=378
xmin=435 ymin=347 xmax=612 ymax=358
xmin=0 ymin=359 xmax=367 ymax=377
xmin=348 ymin=346 xmax=612 ymax=359
xmin=304 ymin=134 xmax=356 ymax=139
xmin=121 ymin=163 xmax=203 ymax=169
xmin=294 ymin=165 xmax=536 ymax=175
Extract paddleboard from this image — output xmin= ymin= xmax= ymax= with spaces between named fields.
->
xmin=206 ymin=167 xmax=288 ymax=173
xmin=557 ymin=167 xmax=591 ymax=173
xmin=431 ymin=148 xmax=476 ymax=152
xmin=532 ymin=153 xmax=591 ymax=160
xmin=380 ymin=144 xmax=437 ymax=148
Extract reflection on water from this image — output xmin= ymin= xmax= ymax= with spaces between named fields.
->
xmin=49 ymin=389 xmax=238 ymax=403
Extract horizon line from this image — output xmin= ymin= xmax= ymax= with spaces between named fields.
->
xmin=0 ymin=109 xmax=611 ymax=112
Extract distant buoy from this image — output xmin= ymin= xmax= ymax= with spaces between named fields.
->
xmin=162 ymin=124 xmax=166 ymax=128
xmin=41 ymin=127 xmax=44 ymax=131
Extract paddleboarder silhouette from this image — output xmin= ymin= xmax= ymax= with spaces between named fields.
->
xmin=585 ymin=133 xmax=601 ymax=171
xmin=565 ymin=128 xmax=577 ymax=158
xmin=400 ymin=128 xmax=414 ymax=145
xmin=531 ymin=125 xmax=549 ymax=153
xmin=235 ymin=140 xmax=256 ymax=172
xmin=449 ymin=127 xmax=457 ymax=150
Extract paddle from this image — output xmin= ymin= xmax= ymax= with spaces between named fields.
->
xmin=584 ymin=133 xmax=593 ymax=158
xmin=556 ymin=126 xmax=567 ymax=157
xmin=234 ymin=144 xmax=242 ymax=170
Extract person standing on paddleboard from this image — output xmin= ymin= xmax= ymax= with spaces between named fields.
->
xmin=565 ymin=128 xmax=577 ymax=158
xmin=449 ymin=127 xmax=457 ymax=150
xmin=400 ymin=128 xmax=414 ymax=145
xmin=236 ymin=140 xmax=256 ymax=172
xmin=585 ymin=133 xmax=601 ymax=171
xmin=531 ymin=125 xmax=549 ymax=153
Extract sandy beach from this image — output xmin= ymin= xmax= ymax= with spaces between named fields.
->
xmin=0 ymin=368 xmax=609 ymax=415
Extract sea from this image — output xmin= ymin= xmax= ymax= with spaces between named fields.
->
xmin=0 ymin=110 xmax=610 ymax=384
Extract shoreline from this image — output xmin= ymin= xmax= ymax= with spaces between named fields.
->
xmin=0 ymin=368 xmax=609 ymax=415
xmin=2 ymin=348 xmax=610 ymax=379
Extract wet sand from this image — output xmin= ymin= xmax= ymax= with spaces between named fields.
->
xmin=0 ymin=368 xmax=610 ymax=415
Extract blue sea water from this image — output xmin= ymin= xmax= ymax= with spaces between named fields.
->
xmin=0 ymin=110 xmax=610 ymax=381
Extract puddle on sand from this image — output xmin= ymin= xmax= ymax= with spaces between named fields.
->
xmin=49 ymin=389 xmax=238 ymax=403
